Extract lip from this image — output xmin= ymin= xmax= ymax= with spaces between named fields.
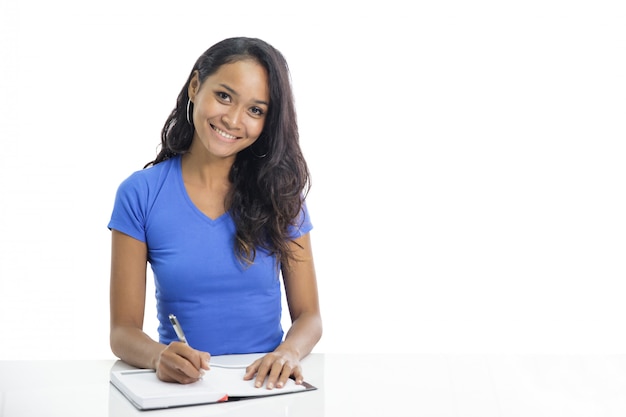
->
xmin=211 ymin=124 xmax=240 ymax=141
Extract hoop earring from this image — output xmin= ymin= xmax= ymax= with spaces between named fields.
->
xmin=186 ymin=99 xmax=193 ymax=125
xmin=250 ymin=149 xmax=267 ymax=158
xmin=249 ymin=143 xmax=268 ymax=158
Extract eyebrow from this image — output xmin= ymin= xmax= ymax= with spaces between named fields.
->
xmin=219 ymin=83 xmax=269 ymax=106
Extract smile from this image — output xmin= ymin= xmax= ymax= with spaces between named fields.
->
xmin=212 ymin=125 xmax=238 ymax=140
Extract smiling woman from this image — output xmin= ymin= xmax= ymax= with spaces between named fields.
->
xmin=187 ymin=59 xmax=269 ymax=161
xmin=183 ymin=60 xmax=270 ymax=220
xmin=107 ymin=37 xmax=322 ymax=390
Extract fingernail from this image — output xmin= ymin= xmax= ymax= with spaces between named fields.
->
xmin=255 ymin=381 xmax=261 ymax=388
xmin=267 ymin=382 xmax=273 ymax=389
xmin=276 ymin=382 xmax=283 ymax=388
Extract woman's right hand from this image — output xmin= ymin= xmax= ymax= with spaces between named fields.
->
xmin=155 ymin=341 xmax=211 ymax=384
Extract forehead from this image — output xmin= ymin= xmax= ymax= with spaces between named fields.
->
xmin=205 ymin=59 xmax=270 ymax=102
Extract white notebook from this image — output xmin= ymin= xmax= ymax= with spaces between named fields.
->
xmin=110 ymin=354 xmax=315 ymax=410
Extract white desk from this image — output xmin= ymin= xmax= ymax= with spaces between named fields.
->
xmin=2 ymin=354 xmax=626 ymax=416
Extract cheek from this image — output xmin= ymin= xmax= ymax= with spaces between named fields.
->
xmin=249 ymin=119 xmax=266 ymax=138
xmin=195 ymin=100 xmax=217 ymax=120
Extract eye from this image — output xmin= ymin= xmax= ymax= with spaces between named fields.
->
xmin=216 ymin=91 xmax=231 ymax=102
xmin=250 ymin=106 xmax=265 ymax=116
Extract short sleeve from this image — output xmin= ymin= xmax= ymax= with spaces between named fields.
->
xmin=288 ymin=201 xmax=313 ymax=239
xmin=107 ymin=172 xmax=148 ymax=243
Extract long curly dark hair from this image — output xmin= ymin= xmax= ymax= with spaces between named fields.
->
xmin=147 ymin=37 xmax=310 ymax=267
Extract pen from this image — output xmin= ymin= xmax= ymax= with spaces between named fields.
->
xmin=168 ymin=314 xmax=188 ymax=344
xmin=169 ymin=314 xmax=208 ymax=379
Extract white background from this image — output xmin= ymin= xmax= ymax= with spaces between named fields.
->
xmin=0 ymin=0 xmax=624 ymax=359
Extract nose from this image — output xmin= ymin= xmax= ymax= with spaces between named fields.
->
xmin=222 ymin=107 xmax=242 ymax=130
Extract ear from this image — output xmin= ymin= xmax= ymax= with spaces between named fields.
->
xmin=188 ymin=71 xmax=200 ymax=102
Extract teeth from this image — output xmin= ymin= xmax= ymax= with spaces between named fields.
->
xmin=213 ymin=126 xmax=237 ymax=139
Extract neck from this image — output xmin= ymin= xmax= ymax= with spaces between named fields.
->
xmin=181 ymin=151 xmax=233 ymax=189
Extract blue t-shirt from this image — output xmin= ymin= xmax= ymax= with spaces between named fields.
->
xmin=108 ymin=155 xmax=312 ymax=355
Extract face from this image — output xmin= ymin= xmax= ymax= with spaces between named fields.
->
xmin=188 ymin=59 xmax=270 ymax=160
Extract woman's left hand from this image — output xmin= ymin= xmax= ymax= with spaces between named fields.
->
xmin=243 ymin=349 xmax=303 ymax=389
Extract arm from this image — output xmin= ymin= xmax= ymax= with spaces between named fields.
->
xmin=109 ymin=229 xmax=209 ymax=383
xmin=244 ymin=232 xmax=323 ymax=389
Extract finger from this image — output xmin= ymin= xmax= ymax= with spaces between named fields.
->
xmin=177 ymin=370 xmax=204 ymax=384
xmin=200 ymin=352 xmax=211 ymax=370
xmin=291 ymin=366 xmax=304 ymax=385
xmin=276 ymin=363 xmax=300 ymax=388
xmin=253 ymin=358 xmax=273 ymax=388
xmin=174 ymin=347 xmax=206 ymax=378
xmin=182 ymin=347 xmax=210 ymax=372
xmin=176 ymin=344 xmax=212 ymax=376
xmin=264 ymin=360 xmax=291 ymax=390
xmin=160 ymin=342 xmax=206 ymax=382
xmin=156 ymin=358 xmax=201 ymax=384
xmin=243 ymin=359 xmax=261 ymax=381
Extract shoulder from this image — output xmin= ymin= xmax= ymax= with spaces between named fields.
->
xmin=109 ymin=157 xmax=180 ymax=235
xmin=116 ymin=157 xmax=178 ymax=195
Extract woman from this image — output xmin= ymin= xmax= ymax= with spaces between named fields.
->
xmin=108 ymin=37 xmax=322 ymax=390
